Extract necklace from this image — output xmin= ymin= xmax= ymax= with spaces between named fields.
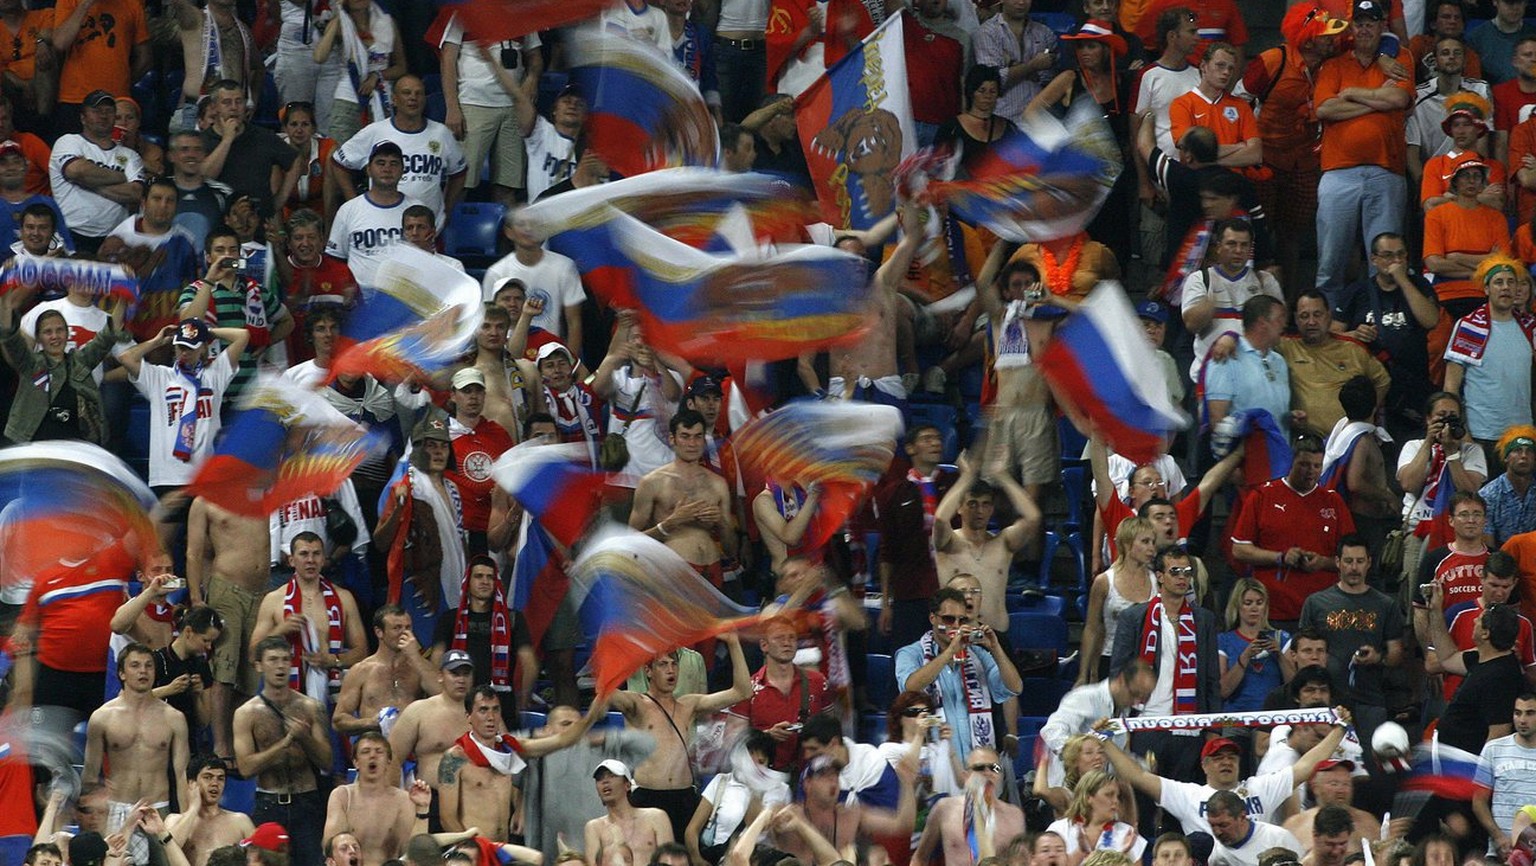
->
xmin=1039 ymin=234 xmax=1086 ymax=297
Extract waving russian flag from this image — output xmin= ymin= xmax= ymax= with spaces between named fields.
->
xmin=1404 ymin=737 xmax=1483 ymax=800
xmin=795 ymin=12 xmax=915 ymax=229
xmin=572 ymin=525 xmax=762 ymax=695
xmin=330 ymin=246 xmax=484 ymax=384
xmin=509 ymin=514 xmax=569 ymax=650
xmin=492 ymin=441 xmax=608 ymax=547
xmin=188 ymin=377 xmax=389 ymax=518
xmin=611 ymin=211 xmax=873 ymax=362
xmin=1415 ymin=456 xmax=1456 ymax=550
xmin=1037 ymin=283 xmax=1189 ymax=464
xmin=1213 ymin=408 xmax=1293 ymax=486
xmin=567 ymin=28 xmax=718 ymax=178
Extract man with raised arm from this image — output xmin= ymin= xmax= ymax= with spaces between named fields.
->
xmin=165 ymin=757 xmax=255 ymax=866
xmin=322 ymin=733 xmax=432 ymax=866
xmin=331 ymin=605 xmax=441 ymax=738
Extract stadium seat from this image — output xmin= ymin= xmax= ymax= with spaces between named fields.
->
xmin=1013 ymin=715 xmax=1048 ymax=779
xmin=425 ymin=90 xmax=447 ymax=124
xmin=442 ymin=202 xmax=507 ymax=269
xmin=1006 ymin=592 xmax=1064 ymax=617
xmin=221 ymin=775 xmax=256 ymax=816
xmin=1035 ymin=11 xmax=1077 ymax=34
xmin=520 ymin=710 xmax=547 ymax=730
xmin=1016 ymin=678 xmax=1071 ymax=717
xmin=252 ymin=72 xmax=281 ymax=130
xmin=866 ymin=653 xmax=897 ymax=710
xmin=860 ymin=712 xmax=888 ymax=744
xmin=1009 ymin=611 xmax=1069 ymax=654
xmin=596 ymin=711 xmax=626 ymax=729
xmin=1038 ymin=464 xmax=1088 ymax=592
xmin=421 ymin=73 xmax=443 ymax=96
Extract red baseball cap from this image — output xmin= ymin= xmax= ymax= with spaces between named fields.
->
xmin=241 ymin=823 xmax=290 ymax=852
xmin=1201 ymin=738 xmax=1242 ymax=760
xmin=1312 ymin=759 xmax=1356 ymax=775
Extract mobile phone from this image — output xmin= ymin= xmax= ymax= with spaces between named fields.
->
xmin=161 ymin=577 xmax=185 ymax=590
xmin=785 ymin=723 xmax=803 ymax=732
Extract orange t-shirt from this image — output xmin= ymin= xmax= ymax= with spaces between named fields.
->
xmin=0 ymin=9 xmax=54 ymax=83
xmin=1421 ymin=149 xmax=1508 ymax=204
xmin=53 ymin=0 xmax=148 ymax=104
xmin=10 ymin=131 xmax=51 ymax=196
xmin=1169 ymin=88 xmax=1259 ymax=148
xmin=1315 ymin=49 xmax=1415 ymax=173
xmin=1509 ymin=116 xmax=1536 ymax=227
xmin=1503 ymin=531 xmax=1536 ymax=631
xmin=1514 ymin=222 xmax=1536 ymax=265
xmin=1244 ymin=46 xmax=1322 ymax=172
xmin=1421 ymin=201 xmax=1511 ymax=302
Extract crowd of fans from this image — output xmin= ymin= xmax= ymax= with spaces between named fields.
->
xmin=17 ymin=1 xmax=1536 ymax=866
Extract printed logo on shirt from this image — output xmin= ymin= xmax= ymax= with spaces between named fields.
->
xmin=1223 ymin=106 xmax=1239 ymax=123
xmin=402 ymin=153 xmax=446 ymax=177
xmin=462 ymin=449 xmax=494 ymax=483
xmin=165 ymin=386 xmax=216 ymax=424
xmin=352 ymin=226 xmax=404 ymax=250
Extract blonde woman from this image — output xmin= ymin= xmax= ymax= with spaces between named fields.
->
xmin=1218 ymin=578 xmax=1294 ymax=710
xmin=1078 ymin=517 xmax=1156 ymax=684
xmin=1045 ymin=770 xmax=1146 ymax=866
xmin=1032 ymin=735 xmax=1135 ymax=826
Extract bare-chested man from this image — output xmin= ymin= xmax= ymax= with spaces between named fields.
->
xmin=470 ymin=296 xmax=545 ymax=439
xmin=1282 ymin=760 xmax=1387 ymax=855
xmin=822 ymin=204 xmax=925 ymax=408
xmin=250 ymin=532 xmax=368 ymax=704
xmin=913 ymin=749 xmax=1025 ymax=866
xmin=166 ymin=756 xmax=255 ymax=866
xmin=325 ymin=833 xmax=363 ymax=866
xmin=322 ymin=733 xmax=432 ymax=865
xmin=437 ymin=686 xmax=606 ymax=840
xmin=83 ymin=643 xmax=190 ymax=843
xmin=629 ymin=409 xmax=737 ymax=582
xmin=234 ymin=636 xmax=334 ymax=866
xmin=608 ymin=634 xmax=751 ymax=843
xmin=108 ymin=558 xmax=180 ymax=650
xmin=333 ymin=605 xmax=441 ymax=738
xmin=186 ymin=495 xmax=272 ymax=755
xmin=389 ymin=650 xmax=473 ymax=819
xmin=932 ymin=453 xmax=1041 ymax=633
xmin=774 ymin=754 xmax=916 ymax=863
xmin=583 ymin=760 xmax=673 ymax=866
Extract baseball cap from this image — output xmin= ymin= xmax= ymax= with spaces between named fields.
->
xmin=1352 ymin=0 xmax=1387 ymax=19
xmin=83 ymin=89 xmax=116 ymax=109
xmin=70 ymin=833 xmax=109 ymax=866
xmin=440 ymin=649 xmax=474 ymax=671
xmin=593 ymin=758 xmax=633 ymax=782
xmin=1200 ymin=737 xmax=1241 ymax=760
xmin=172 ymin=318 xmax=212 ymax=349
xmin=1313 ymin=758 xmax=1356 ymax=775
xmin=1446 ymin=158 xmax=1489 ymax=182
xmin=686 ymin=377 xmax=723 ymax=399
xmin=557 ymin=82 xmax=586 ymax=102
xmin=368 ymin=140 xmax=404 ymax=161
xmin=241 ymin=823 xmax=291 ymax=852
xmin=536 ymin=342 xmax=575 ymax=365
xmin=451 ymin=367 xmax=487 ymax=390
xmin=1136 ymin=300 xmax=1169 ymax=324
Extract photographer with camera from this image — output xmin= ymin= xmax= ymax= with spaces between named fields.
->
xmin=178 ymin=223 xmax=293 ymax=406
xmin=1396 ymin=392 xmax=1487 ymax=593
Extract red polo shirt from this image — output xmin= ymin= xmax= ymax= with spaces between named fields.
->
xmin=1443 ymin=605 xmax=1535 ymax=697
xmin=1230 ymin=479 xmax=1355 ymax=620
xmin=1101 ymin=490 xmax=1204 ymax=560
xmin=17 ymin=544 xmax=136 ymax=673
xmin=733 ymin=665 xmax=831 ymax=771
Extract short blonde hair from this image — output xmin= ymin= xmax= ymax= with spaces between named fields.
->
xmin=1065 ymin=769 xmax=1116 ymax=824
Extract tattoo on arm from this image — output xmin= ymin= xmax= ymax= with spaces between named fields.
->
xmin=439 ymin=753 xmax=465 ymax=785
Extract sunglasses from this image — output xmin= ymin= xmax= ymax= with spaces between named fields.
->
xmin=1164 ymin=566 xmax=1195 ymax=576
xmin=968 ymin=763 xmax=1003 ymax=774
xmin=937 ymin=614 xmax=974 ymax=626
xmin=902 ymin=706 xmax=933 ymax=717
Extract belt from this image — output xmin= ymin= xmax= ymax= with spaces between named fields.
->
xmin=255 ymin=789 xmax=318 ymax=805
xmin=720 ymin=36 xmax=762 ymax=50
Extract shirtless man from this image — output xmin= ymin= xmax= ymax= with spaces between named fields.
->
xmin=166 ymin=757 xmax=255 ymax=866
xmin=629 ymin=409 xmax=737 ymax=582
xmin=1281 ymin=760 xmax=1388 ymax=855
xmin=465 ymin=301 xmax=543 ymax=439
xmin=823 ymin=204 xmax=925 ymax=408
xmin=583 ymin=760 xmax=673 ymax=866
xmin=186 ymin=495 xmax=273 ymax=755
xmin=933 ymin=452 xmax=1042 ymax=633
xmin=608 ymin=635 xmax=751 ymax=843
xmin=775 ymin=754 xmax=916 ymax=863
xmin=323 ymin=734 xmax=432 ymax=865
xmin=914 ymin=749 xmax=1026 ymax=866
xmin=82 ymin=643 xmax=190 ymax=842
xmin=325 ymin=834 xmax=363 ymax=866
xmin=234 ymin=636 xmax=334 ymax=866
xmin=249 ymin=532 xmax=368 ymax=703
xmin=389 ymin=650 xmax=473 ymax=819
xmin=332 ymin=605 xmax=441 ymax=737
xmin=437 ymin=686 xmax=606 ymax=840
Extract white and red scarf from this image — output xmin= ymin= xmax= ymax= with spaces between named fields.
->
xmin=918 ymin=631 xmax=994 ymax=751
xmin=205 ymin=276 xmax=271 ymax=349
xmin=451 ymin=572 xmax=513 ymax=692
xmin=543 ymin=383 xmax=603 ymax=467
xmin=1444 ymin=303 xmax=1536 ymax=367
xmin=283 ymin=577 xmax=344 ymax=701
xmin=455 ymin=730 xmax=525 ymax=776
xmin=1140 ymin=599 xmax=1198 ymax=715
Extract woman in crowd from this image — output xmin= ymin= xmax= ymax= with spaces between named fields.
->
xmin=0 ymin=285 xmax=124 ymax=446
xmin=1046 ymin=770 xmax=1146 ymax=865
xmin=1218 ymin=577 xmax=1292 ymax=711
xmin=1079 ymin=516 xmax=1155 ymax=684
xmin=936 ymin=66 xmax=1015 ymax=173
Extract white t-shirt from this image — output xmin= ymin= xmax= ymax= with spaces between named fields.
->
xmin=1046 ymin=819 xmax=1147 ymax=863
xmin=717 ymin=0 xmax=769 ymax=32
xmin=334 ymin=118 xmax=467 ymax=223
xmin=1133 ymin=64 xmax=1200 ymax=153
xmin=606 ymin=365 xmax=682 ymax=488
xmin=600 ymin=0 xmax=670 ymax=53
xmin=440 ymin=17 xmax=539 ymax=108
xmin=19 ymin=297 xmax=110 ymax=354
xmin=130 ymin=352 xmax=237 ymax=487
xmin=1180 ymin=265 xmax=1284 ymax=380
xmin=1397 ymin=439 xmax=1488 ymax=525
xmin=480 ymin=250 xmax=584 ymax=336
xmin=269 ymin=479 xmax=370 ymax=563
xmin=1257 ymin=725 xmax=1367 ymax=788
xmin=331 ymin=7 xmax=397 ymax=104
xmin=775 ymin=0 xmax=830 ymax=97
xmin=49 ymin=135 xmax=148 ymax=237
xmin=1141 ymin=610 xmax=1181 ymax=715
xmin=284 ymin=359 xmax=327 ymax=389
xmin=1159 ymin=770 xmax=1297 ymax=834
xmin=1210 ymin=821 xmax=1304 ymax=866
xmin=524 ymin=116 xmax=576 ymax=203
xmin=326 ymin=192 xmax=422 ymax=287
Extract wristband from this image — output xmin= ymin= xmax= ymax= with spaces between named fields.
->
xmin=415 ymin=812 xmax=431 ymax=819
xmin=656 ymin=522 xmax=670 ymax=538
xmin=1276 ymin=551 xmax=1284 ymax=568
xmin=1447 ymin=451 xmax=1462 ymax=462
xmin=160 ymin=835 xmax=174 ymax=845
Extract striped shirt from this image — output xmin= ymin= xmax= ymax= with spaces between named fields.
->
xmin=1475 ymin=736 xmax=1536 ymax=837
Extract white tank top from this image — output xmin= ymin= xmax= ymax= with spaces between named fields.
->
xmin=1101 ymin=567 xmax=1151 ymax=658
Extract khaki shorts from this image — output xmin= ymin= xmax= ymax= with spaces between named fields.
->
xmin=461 ymin=102 xmax=525 ymax=190
xmin=207 ymin=577 xmax=263 ymax=694
xmin=991 ymin=405 xmax=1059 ymax=486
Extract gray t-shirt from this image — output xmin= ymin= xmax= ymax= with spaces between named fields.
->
xmin=1298 ymin=584 xmax=1405 ymax=706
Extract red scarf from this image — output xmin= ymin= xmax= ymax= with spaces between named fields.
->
xmin=1140 ymin=599 xmax=1198 ymax=715
xmin=451 ymin=572 xmax=513 ymax=692
xmin=283 ymin=577 xmax=344 ymax=691
xmin=454 ymin=730 xmax=525 ymax=775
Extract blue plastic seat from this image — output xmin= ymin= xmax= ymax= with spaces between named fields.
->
xmin=860 ymin=712 xmax=888 ymax=744
xmin=520 ymin=710 xmax=547 ymax=730
xmin=221 ymin=776 xmax=256 ymax=816
xmin=442 ymin=202 xmax=507 ymax=268
xmin=1016 ymin=677 xmax=1071 ymax=717
xmin=1006 ymin=593 xmax=1064 ymax=617
xmin=1013 ymin=715 xmax=1049 ymax=778
xmin=1008 ymin=611 xmax=1069 ymax=654
xmin=866 ymin=653 xmax=897 ymax=711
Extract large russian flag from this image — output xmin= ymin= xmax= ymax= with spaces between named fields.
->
xmin=795 ymin=11 xmax=915 ymax=230
xmin=329 ymin=246 xmax=484 ymax=384
xmin=567 ymin=28 xmax=718 ymax=179
xmin=492 ymin=441 xmax=608 ymax=548
xmin=1404 ymin=738 xmax=1483 ymax=800
xmin=509 ymin=514 xmax=569 ymax=650
xmin=1038 ymin=283 xmax=1189 ymax=464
